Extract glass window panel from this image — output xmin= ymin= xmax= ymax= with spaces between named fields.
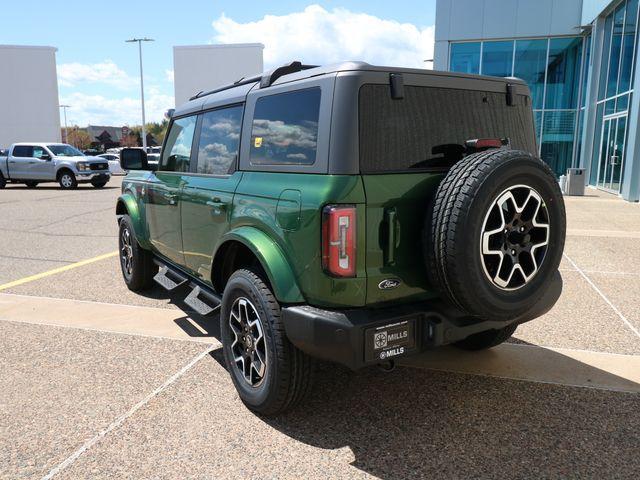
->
xmin=545 ymin=37 xmax=583 ymax=109
xmin=605 ymin=98 xmax=616 ymax=114
xmin=514 ymin=39 xmax=548 ymax=109
xmin=581 ymin=34 xmax=592 ymax=108
xmin=540 ymin=111 xmax=577 ymax=176
xmin=196 ymin=106 xmax=243 ymax=175
xmin=599 ymin=14 xmax=614 ymax=100
xmin=606 ymin=4 xmax=625 ymax=98
xmin=161 ymin=115 xmax=197 ymax=172
xmin=450 ymin=42 xmax=481 ymax=74
xmin=250 ymin=88 xmax=321 ymax=166
xmin=619 ymin=0 xmax=638 ymax=93
xmin=590 ymin=103 xmax=604 ymax=184
xmin=481 ymin=41 xmax=514 ymax=77
xmin=616 ymin=92 xmax=630 ymax=112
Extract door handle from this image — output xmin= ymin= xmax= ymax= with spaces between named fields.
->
xmin=206 ymin=198 xmax=226 ymax=212
xmin=164 ymin=193 xmax=178 ymax=205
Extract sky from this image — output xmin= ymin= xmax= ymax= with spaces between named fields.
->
xmin=2 ymin=0 xmax=436 ymax=127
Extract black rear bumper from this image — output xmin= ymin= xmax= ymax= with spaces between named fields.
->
xmin=282 ymin=271 xmax=562 ymax=370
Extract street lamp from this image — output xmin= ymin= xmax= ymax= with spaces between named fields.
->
xmin=126 ymin=37 xmax=154 ymax=149
xmin=59 ymin=104 xmax=70 ymax=143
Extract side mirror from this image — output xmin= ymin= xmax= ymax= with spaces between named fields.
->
xmin=120 ymin=148 xmax=149 ymax=171
xmin=40 ymin=153 xmax=51 ymax=161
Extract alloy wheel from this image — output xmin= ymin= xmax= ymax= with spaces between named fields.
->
xmin=120 ymin=226 xmax=134 ymax=277
xmin=480 ymin=184 xmax=550 ymax=291
xmin=229 ymin=297 xmax=267 ymax=387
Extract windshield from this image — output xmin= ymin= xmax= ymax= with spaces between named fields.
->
xmin=47 ymin=144 xmax=84 ymax=157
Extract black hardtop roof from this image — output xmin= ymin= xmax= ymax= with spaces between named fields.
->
xmin=173 ymin=60 xmax=528 ymax=117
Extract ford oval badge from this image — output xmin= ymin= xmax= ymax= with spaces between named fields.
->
xmin=378 ymin=278 xmax=401 ymax=290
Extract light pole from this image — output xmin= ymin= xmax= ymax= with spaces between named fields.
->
xmin=59 ymin=104 xmax=70 ymax=143
xmin=126 ymin=37 xmax=154 ymax=149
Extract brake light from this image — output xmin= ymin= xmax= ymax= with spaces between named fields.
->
xmin=322 ymin=205 xmax=356 ymax=277
xmin=465 ymin=138 xmax=510 ymax=150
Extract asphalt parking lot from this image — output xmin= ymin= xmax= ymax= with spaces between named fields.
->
xmin=1 ymin=177 xmax=640 ymax=479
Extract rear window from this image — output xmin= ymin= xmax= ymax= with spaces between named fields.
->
xmin=358 ymin=84 xmax=537 ymax=173
xmin=250 ymin=88 xmax=321 ymax=166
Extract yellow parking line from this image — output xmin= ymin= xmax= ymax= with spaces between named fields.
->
xmin=0 ymin=251 xmax=118 ymax=291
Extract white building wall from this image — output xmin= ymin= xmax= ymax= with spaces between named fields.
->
xmin=0 ymin=45 xmax=61 ymax=148
xmin=173 ymin=44 xmax=264 ymax=106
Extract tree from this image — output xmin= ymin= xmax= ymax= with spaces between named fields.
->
xmin=66 ymin=128 xmax=92 ymax=150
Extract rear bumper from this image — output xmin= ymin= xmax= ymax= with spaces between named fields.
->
xmin=282 ymin=271 xmax=562 ymax=370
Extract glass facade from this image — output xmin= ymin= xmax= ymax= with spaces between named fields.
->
xmin=450 ymin=36 xmax=585 ymax=176
xmin=590 ymin=0 xmax=639 ymax=193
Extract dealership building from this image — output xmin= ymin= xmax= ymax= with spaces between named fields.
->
xmin=435 ymin=0 xmax=640 ymax=201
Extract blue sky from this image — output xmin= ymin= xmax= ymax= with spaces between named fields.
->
xmin=2 ymin=0 xmax=436 ymax=126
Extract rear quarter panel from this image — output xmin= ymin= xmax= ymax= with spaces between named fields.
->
xmin=232 ymin=171 xmax=367 ymax=307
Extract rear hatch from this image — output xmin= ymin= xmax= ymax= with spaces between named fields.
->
xmin=358 ymin=80 xmax=537 ymax=305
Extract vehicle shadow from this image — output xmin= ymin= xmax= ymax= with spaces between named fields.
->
xmin=139 ymin=286 xmax=640 ymax=478
xmin=210 ymin=349 xmax=639 ymax=478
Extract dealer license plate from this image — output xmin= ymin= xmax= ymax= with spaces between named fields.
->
xmin=365 ymin=319 xmax=416 ymax=362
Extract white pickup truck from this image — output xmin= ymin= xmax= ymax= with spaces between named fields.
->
xmin=0 ymin=142 xmax=111 ymax=189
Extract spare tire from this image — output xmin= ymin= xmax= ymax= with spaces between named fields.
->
xmin=425 ymin=149 xmax=565 ymax=321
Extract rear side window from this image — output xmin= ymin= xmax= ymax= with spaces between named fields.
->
xmin=161 ymin=115 xmax=197 ymax=172
xmin=359 ymin=85 xmax=537 ymax=173
xmin=12 ymin=146 xmax=33 ymax=157
xmin=196 ymin=105 xmax=243 ymax=175
xmin=250 ymin=88 xmax=321 ymax=166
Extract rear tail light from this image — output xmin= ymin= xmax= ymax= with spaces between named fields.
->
xmin=322 ymin=205 xmax=356 ymax=277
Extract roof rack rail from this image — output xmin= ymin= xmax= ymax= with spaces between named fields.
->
xmin=259 ymin=61 xmax=318 ymax=88
xmin=188 ymin=61 xmax=318 ymax=101
xmin=189 ymin=74 xmax=262 ymax=101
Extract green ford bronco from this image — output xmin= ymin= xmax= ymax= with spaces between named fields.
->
xmin=117 ymin=61 xmax=565 ymax=415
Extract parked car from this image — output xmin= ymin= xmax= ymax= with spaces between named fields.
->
xmin=0 ymin=143 xmax=111 ymax=189
xmin=116 ymin=61 xmax=566 ymax=415
xmin=98 ymin=153 xmax=125 ymax=175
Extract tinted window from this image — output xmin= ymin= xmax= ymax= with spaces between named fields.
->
xmin=161 ymin=115 xmax=197 ymax=172
xmin=250 ymin=88 xmax=320 ymax=166
xmin=514 ymin=39 xmax=548 ymax=110
xmin=359 ymin=85 xmax=537 ymax=173
xmin=481 ymin=41 xmax=514 ymax=77
xmin=196 ymin=106 xmax=243 ymax=175
xmin=450 ymin=42 xmax=481 ymax=74
xmin=12 ymin=146 xmax=33 ymax=157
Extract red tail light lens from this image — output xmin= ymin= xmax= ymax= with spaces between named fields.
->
xmin=322 ymin=205 xmax=356 ymax=277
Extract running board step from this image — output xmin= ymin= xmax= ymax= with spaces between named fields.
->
xmin=184 ymin=286 xmax=221 ymax=316
xmin=153 ymin=266 xmax=188 ymax=291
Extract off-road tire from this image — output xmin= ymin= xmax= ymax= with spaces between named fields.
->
xmin=0 ymin=173 xmax=6 ymax=189
xmin=118 ymin=214 xmax=157 ymax=291
xmin=454 ymin=323 xmax=518 ymax=351
xmin=25 ymin=181 xmax=38 ymax=188
xmin=425 ymin=149 xmax=566 ymax=321
xmin=91 ymin=179 xmax=108 ymax=188
xmin=220 ymin=269 xmax=315 ymax=416
xmin=58 ymin=170 xmax=77 ymax=189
